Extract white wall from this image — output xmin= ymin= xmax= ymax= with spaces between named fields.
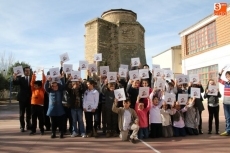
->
xmin=152 ymin=49 xmax=172 ymax=69
xmin=182 ymin=44 xmax=230 ymax=100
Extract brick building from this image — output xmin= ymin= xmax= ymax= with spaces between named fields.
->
xmin=179 ymin=5 xmax=230 ymax=97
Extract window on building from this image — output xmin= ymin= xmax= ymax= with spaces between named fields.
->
xmin=187 ymin=64 xmax=218 ymax=88
xmin=186 ymin=21 xmax=217 ymax=55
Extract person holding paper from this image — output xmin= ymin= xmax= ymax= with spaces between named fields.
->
xmin=149 ymin=94 xmax=164 ymax=138
xmin=127 ymin=80 xmax=140 ymax=109
xmin=29 ymin=70 xmax=46 ymax=135
xmin=135 ymin=96 xmax=150 ymax=139
xmin=140 ymin=79 xmax=153 ymax=108
xmin=188 ymin=82 xmax=204 ymax=134
xmin=13 ymin=66 xmax=32 ymax=132
xmin=45 ymin=74 xmax=66 ymax=139
xmin=101 ymin=82 xmax=119 ymax=137
xmin=83 ymin=80 xmax=99 ymax=137
xmin=218 ymin=69 xmax=230 ymax=136
xmin=112 ymin=99 xmax=139 ymax=143
xmin=204 ymin=79 xmax=221 ymax=134
xmin=160 ymin=102 xmax=173 ymax=137
xmin=65 ymin=78 xmax=86 ymax=138
xmin=143 ymin=64 xmax=152 ymax=87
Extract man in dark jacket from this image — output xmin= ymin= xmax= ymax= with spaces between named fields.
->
xmin=13 ymin=66 xmax=32 ymax=132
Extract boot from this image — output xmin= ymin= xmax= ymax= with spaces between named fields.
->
xmin=51 ymin=132 xmax=56 ymax=138
xmin=111 ymin=131 xmax=118 ymax=137
xmin=93 ymin=128 xmax=98 ymax=137
xmin=87 ymin=131 xmax=92 ymax=138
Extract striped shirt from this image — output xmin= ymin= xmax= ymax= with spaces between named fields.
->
xmin=219 ymin=78 xmax=230 ymax=104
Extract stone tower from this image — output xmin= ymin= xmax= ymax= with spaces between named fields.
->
xmin=85 ymin=9 xmax=146 ymax=71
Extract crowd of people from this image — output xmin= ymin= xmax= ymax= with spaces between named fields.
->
xmin=12 ymin=61 xmax=230 ymax=143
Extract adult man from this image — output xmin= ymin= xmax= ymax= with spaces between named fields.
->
xmin=13 ymin=66 xmax=32 ymax=132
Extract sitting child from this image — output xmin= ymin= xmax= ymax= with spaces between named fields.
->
xmin=135 ymin=96 xmax=150 ymax=139
xmin=112 ymin=99 xmax=139 ymax=143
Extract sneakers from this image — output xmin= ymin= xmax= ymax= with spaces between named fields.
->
xmin=129 ymin=138 xmax=135 ymax=144
xmin=71 ymin=132 xmax=78 ymax=137
xmin=51 ymin=133 xmax=56 ymax=138
xmin=20 ymin=128 xmax=25 ymax=132
xmin=216 ymin=131 xmax=220 ymax=135
xmin=81 ymin=133 xmax=86 ymax=138
xmin=87 ymin=132 xmax=92 ymax=138
xmin=220 ymin=131 xmax=229 ymax=136
xmin=106 ymin=131 xmax=111 ymax=138
xmin=29 ymin=131 xmax=36 ymax=135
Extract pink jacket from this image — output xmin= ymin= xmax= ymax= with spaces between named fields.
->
xmin=135 ymin=99 xmax=150 ymax=128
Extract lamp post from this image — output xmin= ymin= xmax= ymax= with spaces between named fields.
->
xmin=9 ymin=76 xmax=12 ymax=104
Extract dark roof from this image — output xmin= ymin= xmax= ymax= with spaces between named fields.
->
xmin=101 ymin=9 xmax=137 ymax=17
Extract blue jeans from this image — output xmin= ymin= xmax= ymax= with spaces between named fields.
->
xmin=223 ymin=104 xmax=230 ymax=134
xmin=138 ymin=127 xmax=149 ymax=139
xmin=71 ymin=108 xmax=85 ymax=135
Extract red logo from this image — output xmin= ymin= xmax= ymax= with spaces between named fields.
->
xmin=214 ymin=3 xmax=227 ymax=15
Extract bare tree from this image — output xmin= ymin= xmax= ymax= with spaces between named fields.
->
xmin=0 ymin=51 xmax=14 ymax=76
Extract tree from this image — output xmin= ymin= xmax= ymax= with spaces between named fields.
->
xmin=0 ymin=51 xmax=14 ymax=77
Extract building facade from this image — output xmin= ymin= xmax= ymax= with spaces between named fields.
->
xmin=179 ymin=5 xmax=230 ymax=97
xmin=152 ymin=45 xmax=182 ymax=74
xmin=85 ymin=9 xmax=146 ymax=71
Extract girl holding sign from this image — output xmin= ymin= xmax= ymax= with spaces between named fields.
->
xmin=204 ymin=79 xmax=222 ymax=134
xmin=188 ymin=82 xmax=204 ymax=134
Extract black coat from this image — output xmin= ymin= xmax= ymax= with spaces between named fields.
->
xmin=188 ymin=85 xmax=204 ymax=111
xmin=13 ymin=76 xmax=32 ymax=102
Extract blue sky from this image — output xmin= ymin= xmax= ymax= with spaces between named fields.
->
xmin=0 ymin=0 xmax=223 ymax=78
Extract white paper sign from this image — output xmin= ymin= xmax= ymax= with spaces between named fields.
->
xmin=13 ymin=66 xmax=24 ymax=76
xmin=154 ymin=68 xmax=164 ymax=77
xmin=152 ymin=64 xmax=160 ymax=70
xmin=189 ymin=74 xmax=199 ymax=84
xmin=79 ymin=61 xmax=88 ymax=70
xmin=119 ymin=68 xmax=127 ymax=78
xmin=155 ymin=78 xmax=165 ymax=90
xmin=107 ymin=72 xmax=117 ymax=83
xmin=164 ymin=70 xmax=173 ymax=80
xmin=120 ymin=64 xmax=129 ymax=70
xmin=208 ymin=85 xmax=218 ymax=96
xmin=176 ymin=74 xmax=185 ymax=85
xmin=88 ymin=63 xmax=97 ymax=73
xmin=100 ymin=66 xmax=109 ymax=76
xmin=190 ymin=87 xmax=200 ymax=98
xmin=184 ymin=75 xmax=189 ymax=84
xmin=129 ymin=70 xmax=139 ymax=81
xmin=51 ymin=76 xmax=60 ymax=83
xmin=139 ymin=87 xmax=149 ymax=98
xmin=114 ymin=88 xmax=126 ymax=101
xmin=60 ymin=52 xmax=69 ymax=63
xmin=178 ymin=94 xmax=188 ymax=105
xmin=164 ymin=93 xmax=176 ymax=105
xmin=71 ymin=71 xmax=81 ymax=81
xmin=139 ymin=69 xmax=149 ymax=79
xmin=63 ymin=64 xmax=73 ymax=74
xmin=36 ymin=67 xmax=43 ymax=74
xmin=131 ymin=57 xmax=140 ymax=67
xmin=94 ymin=53 xmax=102 ymax=61
xmin=49 ymin=67 xmax=59 ymax=78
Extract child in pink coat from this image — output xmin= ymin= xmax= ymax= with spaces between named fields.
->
xmin=135 ymin=95 xmax=151 ymax=139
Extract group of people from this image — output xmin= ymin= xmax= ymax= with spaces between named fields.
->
xmin=13 ymin=61 xmax=230 ymax=143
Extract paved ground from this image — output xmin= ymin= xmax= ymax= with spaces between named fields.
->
xmin=0 ymin=100 xmax=229 ymax=153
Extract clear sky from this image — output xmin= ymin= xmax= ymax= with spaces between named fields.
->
xmin=0 ymin=0 xmax=222 ymax=78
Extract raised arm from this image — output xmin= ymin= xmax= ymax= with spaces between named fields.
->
xmin=42 ymin=71 xmax=46 ymax=90
xmin=30 ymin=73 xmax=36 ymax=91
xmin=144 ymin=98 xmax=151 ymax=112
xmin=218 ymin=69 xmax=225 ymax=85
xmin=45 ymin=80 xmax=51 ymax=93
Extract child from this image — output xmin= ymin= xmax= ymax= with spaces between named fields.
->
xmin=135 ymin=96 xmax=150 ymax=139
xmin=140 ymin=79 xmax=152 ymax=108
xmin=188 ymin=82 xmax=204 ymax=134
xmin=102 ymin=82 xmax=118 ymax=137
xmin=149 ymin=93 xmax=164 ymax=138
xmin=45 ymin=75 xmax=66 ymax=139
xmin=218 ymin=69 xmax=230 ymax=136
xmin=160 ymin=102 xmax=173 ymax=137
xmin=204 ymin=79 xmax=221 ymax=134
xmin=127 ymin=79 xmax=140 ymax=109
xmin=184 ymin=97 xmax=200 ymax=135
xmin=83 ymin=80 xmax=99 ymax=137
xmin=66 ymin=78 xmax=86 ymax=138
xmin=30 ymin=70 xmax=46 ymax=135
xmin=112 ymin=99 xmax=139 ymax=143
